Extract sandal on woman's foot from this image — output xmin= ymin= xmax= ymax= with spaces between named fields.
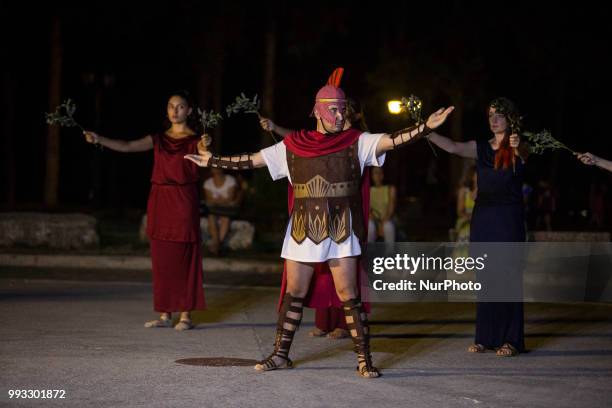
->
xmin=144 ymin=318 xmax=172 ymax=328
xmin=174 ymin=320 xmax=194 ymax=331
xmin=496 ymin=343 xmax=519 ymax=357
xmin=327 ymin=328 xmax=349 ymax=339
xmin=308 ymin=327 xmax=328 ymax=337
xmin=254 ymin=353 xmax=293 ymax=371
xmin=468 ymin=343 xmax=486 ymax=353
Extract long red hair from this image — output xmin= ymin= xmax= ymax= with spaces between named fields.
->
xmin=490 ymin=97 xmax=521 ymax=170
xmin=494 ymin=131 xmax=514 ymax=170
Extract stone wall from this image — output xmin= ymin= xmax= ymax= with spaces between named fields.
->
xmin=0 ymin=213 xmax=99 ymax=249
xmin=139 ymin=215 xmax=254 ymax=250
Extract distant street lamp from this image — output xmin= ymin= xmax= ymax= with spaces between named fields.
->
xmin=387 ymin=100 xmax=402 ymax=114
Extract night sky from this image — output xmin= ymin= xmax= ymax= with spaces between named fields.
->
xmin=1 ymin=1 xmax=610 ymax=230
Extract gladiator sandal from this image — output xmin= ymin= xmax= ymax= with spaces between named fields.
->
xmin=343 ymin=298 xmax=381 ymax=378
xmin=255 ymin=294 xmax=304 ymax=371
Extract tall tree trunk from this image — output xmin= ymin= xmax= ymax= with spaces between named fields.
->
xmin=550 ymin=50 xmax=568 ymax=187
xmin=261 ymin=16 xmax=276 ymax=148
xmin=448 ymin=88 xmax=464 ymax=195
xmin=90 ymin=83 xmax=103 ymax=208
xmin=212 ymin=61 xmax=224 ymax=153
xmin=1 ymin=69 xmax=16 ymax=208
xmin=44 ymin=16 xmax=62 ymax=208
xmin=195 ymin=69 xmax=211 ymax=130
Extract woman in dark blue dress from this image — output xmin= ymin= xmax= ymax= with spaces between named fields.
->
xmin=427 ymin=97 xmax=528 ymax=357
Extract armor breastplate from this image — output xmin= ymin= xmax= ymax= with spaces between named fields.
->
xmin=287 ymin=142 xmax=365 ymax=244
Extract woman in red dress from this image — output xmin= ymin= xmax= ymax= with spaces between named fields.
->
xmin=84 ymin=91 xmax=207 ymax=331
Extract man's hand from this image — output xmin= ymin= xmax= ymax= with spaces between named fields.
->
xmin=425 ymin=107 xmax=455 ymax=130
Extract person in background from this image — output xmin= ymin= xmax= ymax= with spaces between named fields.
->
xmin=203 ymin=168 xmax=241 ymax=256
xmin=452 ymin=166 xmax=477 ymax=257
xmin=368 ymin=167 xmax=397 ymax=243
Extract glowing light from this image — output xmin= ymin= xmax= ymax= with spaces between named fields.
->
xmin=388 ymin=100 xmax=403 ymax=114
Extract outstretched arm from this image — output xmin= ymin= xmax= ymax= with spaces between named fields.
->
xmin=427 ymin=133 xmax=477 ymax=159
xmin=185 ymin=151 xmax=267 ymax=169
xmin=577 ymin=152 xmax=612 ymax=173
xmin=375 ymin=107 xmax=455 ymax=156
xmin=83 ymin=131 xmax=153 ymax=153
xmin=260 ymin=117 xmax=293 ymax=138
xmin=428 ymin=132 xmax=526 ymax=161
xmin=427 ymin=132 xmax=529 ymax=161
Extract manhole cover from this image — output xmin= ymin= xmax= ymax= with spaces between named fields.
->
xmin=176 ymin=357 xmax=258 ymax=367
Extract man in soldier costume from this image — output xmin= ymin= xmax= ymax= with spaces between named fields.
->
xmin=185 ymin=68 xmax=454 ymax=378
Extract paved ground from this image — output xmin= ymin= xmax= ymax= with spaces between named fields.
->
xmin=1 ymin=278 xmax=611 ymax=408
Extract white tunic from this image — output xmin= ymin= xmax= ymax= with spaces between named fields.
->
xmin=260 ymin=132 xmax=386 ymax=262
xmin=203 ymin=175 xmax=237 ymax=199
